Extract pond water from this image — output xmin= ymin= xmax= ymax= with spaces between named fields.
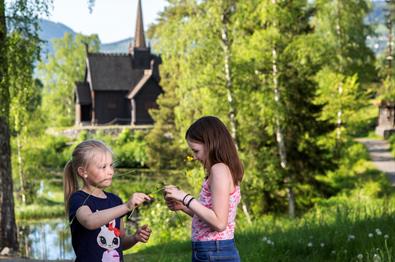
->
xmin=17 ymin=218 xmax=139 ymax=260
xmin=18 ymin=219 xmax=75 ymax=260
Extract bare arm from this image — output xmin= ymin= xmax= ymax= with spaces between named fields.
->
xmin=76 ymin=193 xmax=150 ymax=230
xmin=76 ymin=203 xmax=130 ymax=230
xmin=165 ymin=198 xmax=195 ymax=217
xmin=165 ymin=163 xmax=232 ymax=232
xmin=181 ymin=205 xmax=195 ymax=217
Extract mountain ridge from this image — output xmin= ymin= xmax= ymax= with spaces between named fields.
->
xmin=38 ymin=18 xmax=133 ymax=56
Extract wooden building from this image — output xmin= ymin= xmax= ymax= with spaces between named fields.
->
xmin=376 ymin=100 xmax=395 ymax=138
xmin=74 ymin=0 xmax=162 ymax=126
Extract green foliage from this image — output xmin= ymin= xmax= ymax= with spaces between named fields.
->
xmin=378 ymin=77 xmax=395 ymax=102
xmin=114 ymin=130 xmax=148 ymax=168
xmin=38 ymin=33 xmax=100 ymax=127
xmin=389 ymin=135 xmax=395 ymax=157
xmin=315 ymin=141 xmax=392 ymax=200
xmin=16 ymin=204 xmax=64 ymax=220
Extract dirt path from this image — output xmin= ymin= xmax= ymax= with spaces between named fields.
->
xmin=356 ymin=138 xmax=395 ymax=185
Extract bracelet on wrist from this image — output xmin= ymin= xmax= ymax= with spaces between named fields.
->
xmin=186 ymin=197 xmax=195 ymax=208
xmin=182 ymin=193 xmax=191 ymax=205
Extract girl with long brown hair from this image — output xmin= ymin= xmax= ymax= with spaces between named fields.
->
xmin=164 ymin=116 xmax=243 ymax=262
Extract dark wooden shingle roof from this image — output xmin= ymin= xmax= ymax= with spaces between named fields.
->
xmin=87 ymin=53 xmax=144 ymax=91
xmin=75 ymin=82 xmax=91 ymax=105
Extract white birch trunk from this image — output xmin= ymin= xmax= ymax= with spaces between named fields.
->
xmin=272 ymin=0 xmax=295 ymax=218
xmin=335 ymin=0 xmax=343 ymax=141
xmin=17 ymin=135 xmax=26 ymax=205
xmin=220 ymin=2 xmax=251 ymax=223
xmin=220 ymin=7 xmax=237 ymax=147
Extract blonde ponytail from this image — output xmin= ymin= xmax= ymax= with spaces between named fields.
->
xmin=63 ymin=160 xmax=79 ymax=216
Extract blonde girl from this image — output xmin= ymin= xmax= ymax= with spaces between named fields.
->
xmin=64 ymin=139 xmax=151 ymax=261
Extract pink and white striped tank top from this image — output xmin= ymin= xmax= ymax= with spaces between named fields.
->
xmin=192 ymin=179 xmax=241 ymax=241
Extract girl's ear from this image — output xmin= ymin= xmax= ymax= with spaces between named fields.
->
xmin=77 ymin=166 xmax=87 ymax=178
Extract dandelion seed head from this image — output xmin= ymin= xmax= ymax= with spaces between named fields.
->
xmin=307 ymin=242 xmax=313 ymax=247
xmin=369 ymin=233 xmax=374 ymax=238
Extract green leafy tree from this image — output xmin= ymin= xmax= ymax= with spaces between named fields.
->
xmin=237 ymin=0 xmax=334 ymax=216
xmin=8 ymin=32 xmax=42 ymax=205
xmin=0 ymin=0 xmax=49 ymax=253
xmin=313 ymin=0 xmax=376 ymax=142
xmin=38 ymin=33 xmax=100 ymax=127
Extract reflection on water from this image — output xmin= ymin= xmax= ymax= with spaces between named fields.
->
xmin=18 ymin=219 xmax=75 ymax=260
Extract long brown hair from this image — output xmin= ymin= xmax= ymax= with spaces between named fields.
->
xmin=185 ymin=116 xmax=243 ymax=185
xmin=63 ymin=139 xmax=112 ymax=215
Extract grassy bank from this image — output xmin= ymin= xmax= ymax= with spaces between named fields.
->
xmin=125 ymin=197 xmax=395 ymax=262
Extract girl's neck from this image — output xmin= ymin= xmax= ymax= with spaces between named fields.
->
xmin=82 ymin=185 xmax=106 ymax=198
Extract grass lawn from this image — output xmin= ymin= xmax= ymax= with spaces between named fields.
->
xmin=125 ymin=198 xmax=395 ymax=262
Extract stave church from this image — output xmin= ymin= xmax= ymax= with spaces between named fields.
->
xmin=74 ymin=0 xmax=162 ymax=126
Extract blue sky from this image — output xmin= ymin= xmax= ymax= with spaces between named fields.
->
xmin=42 ymin=0 xmax=167 ymax=43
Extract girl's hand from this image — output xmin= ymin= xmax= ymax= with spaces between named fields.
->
xmin=165 ymin=199 xmax=184 ymax=211
xmin=164 ymin=185 xmax=187 ymax=202
xmin=134 ymin=224 xmax=151 ymax=243
xmin=127 ymin=193 xmax=151 ymax=210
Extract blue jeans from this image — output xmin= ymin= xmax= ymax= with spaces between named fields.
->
xmin=192 ymin=239 xmax=240 ymax=262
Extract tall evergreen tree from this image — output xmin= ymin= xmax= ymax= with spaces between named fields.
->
xmin=146 ymin=1 xmax=197 ymax=170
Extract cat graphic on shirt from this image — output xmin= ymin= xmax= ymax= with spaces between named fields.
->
xmin=97 ymin=219 xmax=120 ymax=262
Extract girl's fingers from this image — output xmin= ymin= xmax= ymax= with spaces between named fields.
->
xmin=140 ymin=232 xmax=150 ymax=238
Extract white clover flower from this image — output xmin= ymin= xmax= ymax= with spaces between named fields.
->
xmin=384 ymin=234 xmax=389 ymax=239
xmin=373 ymin=254 xmax=381 ymax=262
xmin=331 ymin=250 xmax=336 ymax=255
xmin=307 ymin=242 xmax=313 ymax=247
xmin=375 ymin=229 xmax=382 ymax=236
xmin=369 ymin=233 xmax=374 ymax=238
xmin=348 ymin=234 xmax=355 ymax=241
xmin=357 ymin=254 xmax=363 ymax=260
xmin=262 ymin=236 xmax=267 ymax=242
xmin=320 ymin=243 xmax=325 ymax=247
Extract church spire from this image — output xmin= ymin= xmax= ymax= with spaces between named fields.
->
xmin=133 ymin=0 xmax=146 ymax=49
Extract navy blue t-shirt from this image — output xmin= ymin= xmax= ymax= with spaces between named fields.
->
xmin=69 ymin=190 xmax=124 ymax=262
